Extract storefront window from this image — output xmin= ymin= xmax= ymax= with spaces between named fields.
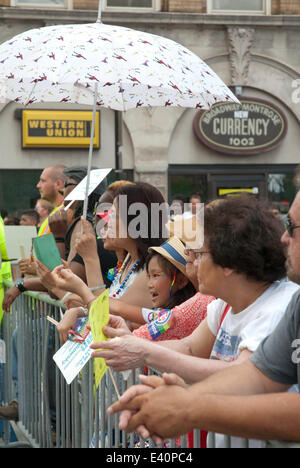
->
xmin=169 ymin=174 xmax=207 ymax=205
xmin=268 ymin=173 xmax=297 ymax=214
xmin=0 ymin=170 xmax=40 ymax=219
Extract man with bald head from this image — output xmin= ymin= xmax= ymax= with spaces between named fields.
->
xmin=109 ymin=191 xmax=300 ymax=446
xmin=36 ymin=165 xmax=66 ymax=236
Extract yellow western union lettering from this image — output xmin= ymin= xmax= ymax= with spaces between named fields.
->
xmin=28 ymin=120 xmax=40 ymax=128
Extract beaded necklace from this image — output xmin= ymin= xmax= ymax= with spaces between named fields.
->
xmin=107 ymin=261 xmax=123 ymax=282
xmin=111 ymin=257 xmax=140 ymax=298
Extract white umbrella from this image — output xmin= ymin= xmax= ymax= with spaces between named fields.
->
xmin=0 ymin=3 xmax=239 ymax=215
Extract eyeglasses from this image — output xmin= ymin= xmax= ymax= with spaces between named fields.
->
xmin=284 ymin=215 xmax=300 ymax=238
xmin=191 ymin=250 xmax=210 ymax=260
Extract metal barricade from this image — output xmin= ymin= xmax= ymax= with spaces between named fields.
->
xmin=0 ymin=284 xmax=202 ymax=448
xmin=2 ymin=284 xmax=297 ymax=449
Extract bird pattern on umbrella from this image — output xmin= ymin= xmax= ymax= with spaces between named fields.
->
xmin=0 ymin=22 xmax=239 ymax=111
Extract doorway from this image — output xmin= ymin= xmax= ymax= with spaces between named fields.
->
xmin=208 ymin=173 xmax=266 ymax=199
xmin=169 ymin=164 xmax=298 ymax=214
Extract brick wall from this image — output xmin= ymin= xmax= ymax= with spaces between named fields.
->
xmin=0 ymin=0 xmax=10 ymax=6
xmin=166 ymin=0 xmax=206 ymax=13
xmin=271 ymin=0 xmax=281 ymax=14
xmin=73 ymin=0 xmax=97 ymax=10
xmin=276 ymin=0 xmax=300 ymax=14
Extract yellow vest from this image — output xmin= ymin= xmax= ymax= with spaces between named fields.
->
xmin=0 ymin=216 xmax=12 ymax=324
xmin=37 ymin=204 xmax=63 ymax=237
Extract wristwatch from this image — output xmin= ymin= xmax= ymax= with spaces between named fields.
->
xmin=15 ymin=278 xmax=28 ymax=293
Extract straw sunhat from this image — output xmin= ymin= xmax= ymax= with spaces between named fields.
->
xmin=148 ymin=236 xmax=187 ymax=276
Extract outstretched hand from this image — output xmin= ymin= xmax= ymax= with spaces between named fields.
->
xmin=90 ymin=334 xmax=148 ymax=371
xmin=102 ymin=315 xmax=132 ymax=338
xmin=37 ymin=261 xmax=86 ymax=295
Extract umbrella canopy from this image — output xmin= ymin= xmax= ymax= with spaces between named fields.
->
xmin=0 ymin=22 xmax=239 ymax=110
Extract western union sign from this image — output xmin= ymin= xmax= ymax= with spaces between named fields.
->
xmin=22 ymin=110 xmax=100 ymax=148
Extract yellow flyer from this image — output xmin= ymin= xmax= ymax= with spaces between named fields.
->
xmin=89 ymin=289 xmax=109 ymax=388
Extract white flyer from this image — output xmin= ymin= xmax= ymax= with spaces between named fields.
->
xmin=53 ymin=332 xmax=93 ymax=385
xmin=64 ymin=168 xmax=112 ymax=201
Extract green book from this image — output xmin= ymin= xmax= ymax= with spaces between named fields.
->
xmin=32 ymin=233 xmax=62 ymax=271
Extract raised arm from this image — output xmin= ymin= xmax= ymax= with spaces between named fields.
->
xmin=109 ymin=298 xmax=145 ymax=324
xmin=73 ymin=218 xmax=105 ymax=293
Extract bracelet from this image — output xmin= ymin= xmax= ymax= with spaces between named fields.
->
xmin=86 ymin=298 xmax=95 ymax=310
xmin=60 ymin=292 xmax=72 ymax=304
xmin=78 ymin=306 xmax=89 ymax=317
xmin=90 ymin=285 xmax=106 ymax=292
xmin=54 ymin=237 xmax=65 ymax=243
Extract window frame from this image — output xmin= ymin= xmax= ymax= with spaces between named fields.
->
xmin=103 ymin=0 xmax=161 ymax=12
xmin=11 ymin=0 xmax=72 ymax=9
xmin=207 ymin=0 xmax=271 ymax=15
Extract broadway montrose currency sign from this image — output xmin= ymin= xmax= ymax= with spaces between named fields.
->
xmin=193 ymin=97 xmax=287 ymax=155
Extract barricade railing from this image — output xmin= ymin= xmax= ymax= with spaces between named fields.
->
xmin=1 ymin=282 xmax=298 ymax=449
xmin=1 ymin=282 xmax=203 ymax=448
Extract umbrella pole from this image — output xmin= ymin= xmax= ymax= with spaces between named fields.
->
xmin=82 ymin=82 xmax=98 ymax=220
xmin=96 ymin=0 xmax=103 ymax=23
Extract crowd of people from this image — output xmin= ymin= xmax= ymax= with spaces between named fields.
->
xmin=0 ymin=162 xmax=300 ymax=448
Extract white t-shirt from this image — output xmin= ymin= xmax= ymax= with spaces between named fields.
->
xmin=206 ymin=279 xmax=300 ymax=449
xmin=207 ymin=280 xmax=300 ymax=362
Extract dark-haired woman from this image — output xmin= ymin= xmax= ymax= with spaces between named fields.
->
xmin=50 ymin=181 xmax=169 ymax=343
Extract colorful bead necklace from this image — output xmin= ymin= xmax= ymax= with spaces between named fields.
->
xmin=107 ymin=261 xmax=123 ymax=282
xmin=112 ymin=258 xmax=140 ymax=298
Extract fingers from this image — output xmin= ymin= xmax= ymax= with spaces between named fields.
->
xmin=139 ymin=374 xmax=165 ymax=389
xmin=135 ymin=425 xmax=151 ymax=440
xmin=162 ymin=372 xmax=187 ymax=388
xmin=90 ymin=339 xmax=116 ymax=351
xmin=102 ymin=325 xmax=124 ymax=338
xmin=108 ymin=384 xmax=153 ymax=415
xmin=56 ymin=323 xmax=69 ymax=344
xmin=36 ymin=259 xmax=50 ymax=272
xmin=107 ymin=315 xmax=124 ymax=327
xmin=80 ymin=217 xmax=90 ymax=233
xmin=118 ymin=409 xmax=135 ymax=430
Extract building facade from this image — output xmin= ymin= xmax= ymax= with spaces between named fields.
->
xmin=0 ymin=0 xmax=299 ymax=214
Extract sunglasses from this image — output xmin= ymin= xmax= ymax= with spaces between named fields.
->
xmin=64 ymin=182 xmax=77 ymax=189
xmin=284 ymin=215 xmax=300 ymax=237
